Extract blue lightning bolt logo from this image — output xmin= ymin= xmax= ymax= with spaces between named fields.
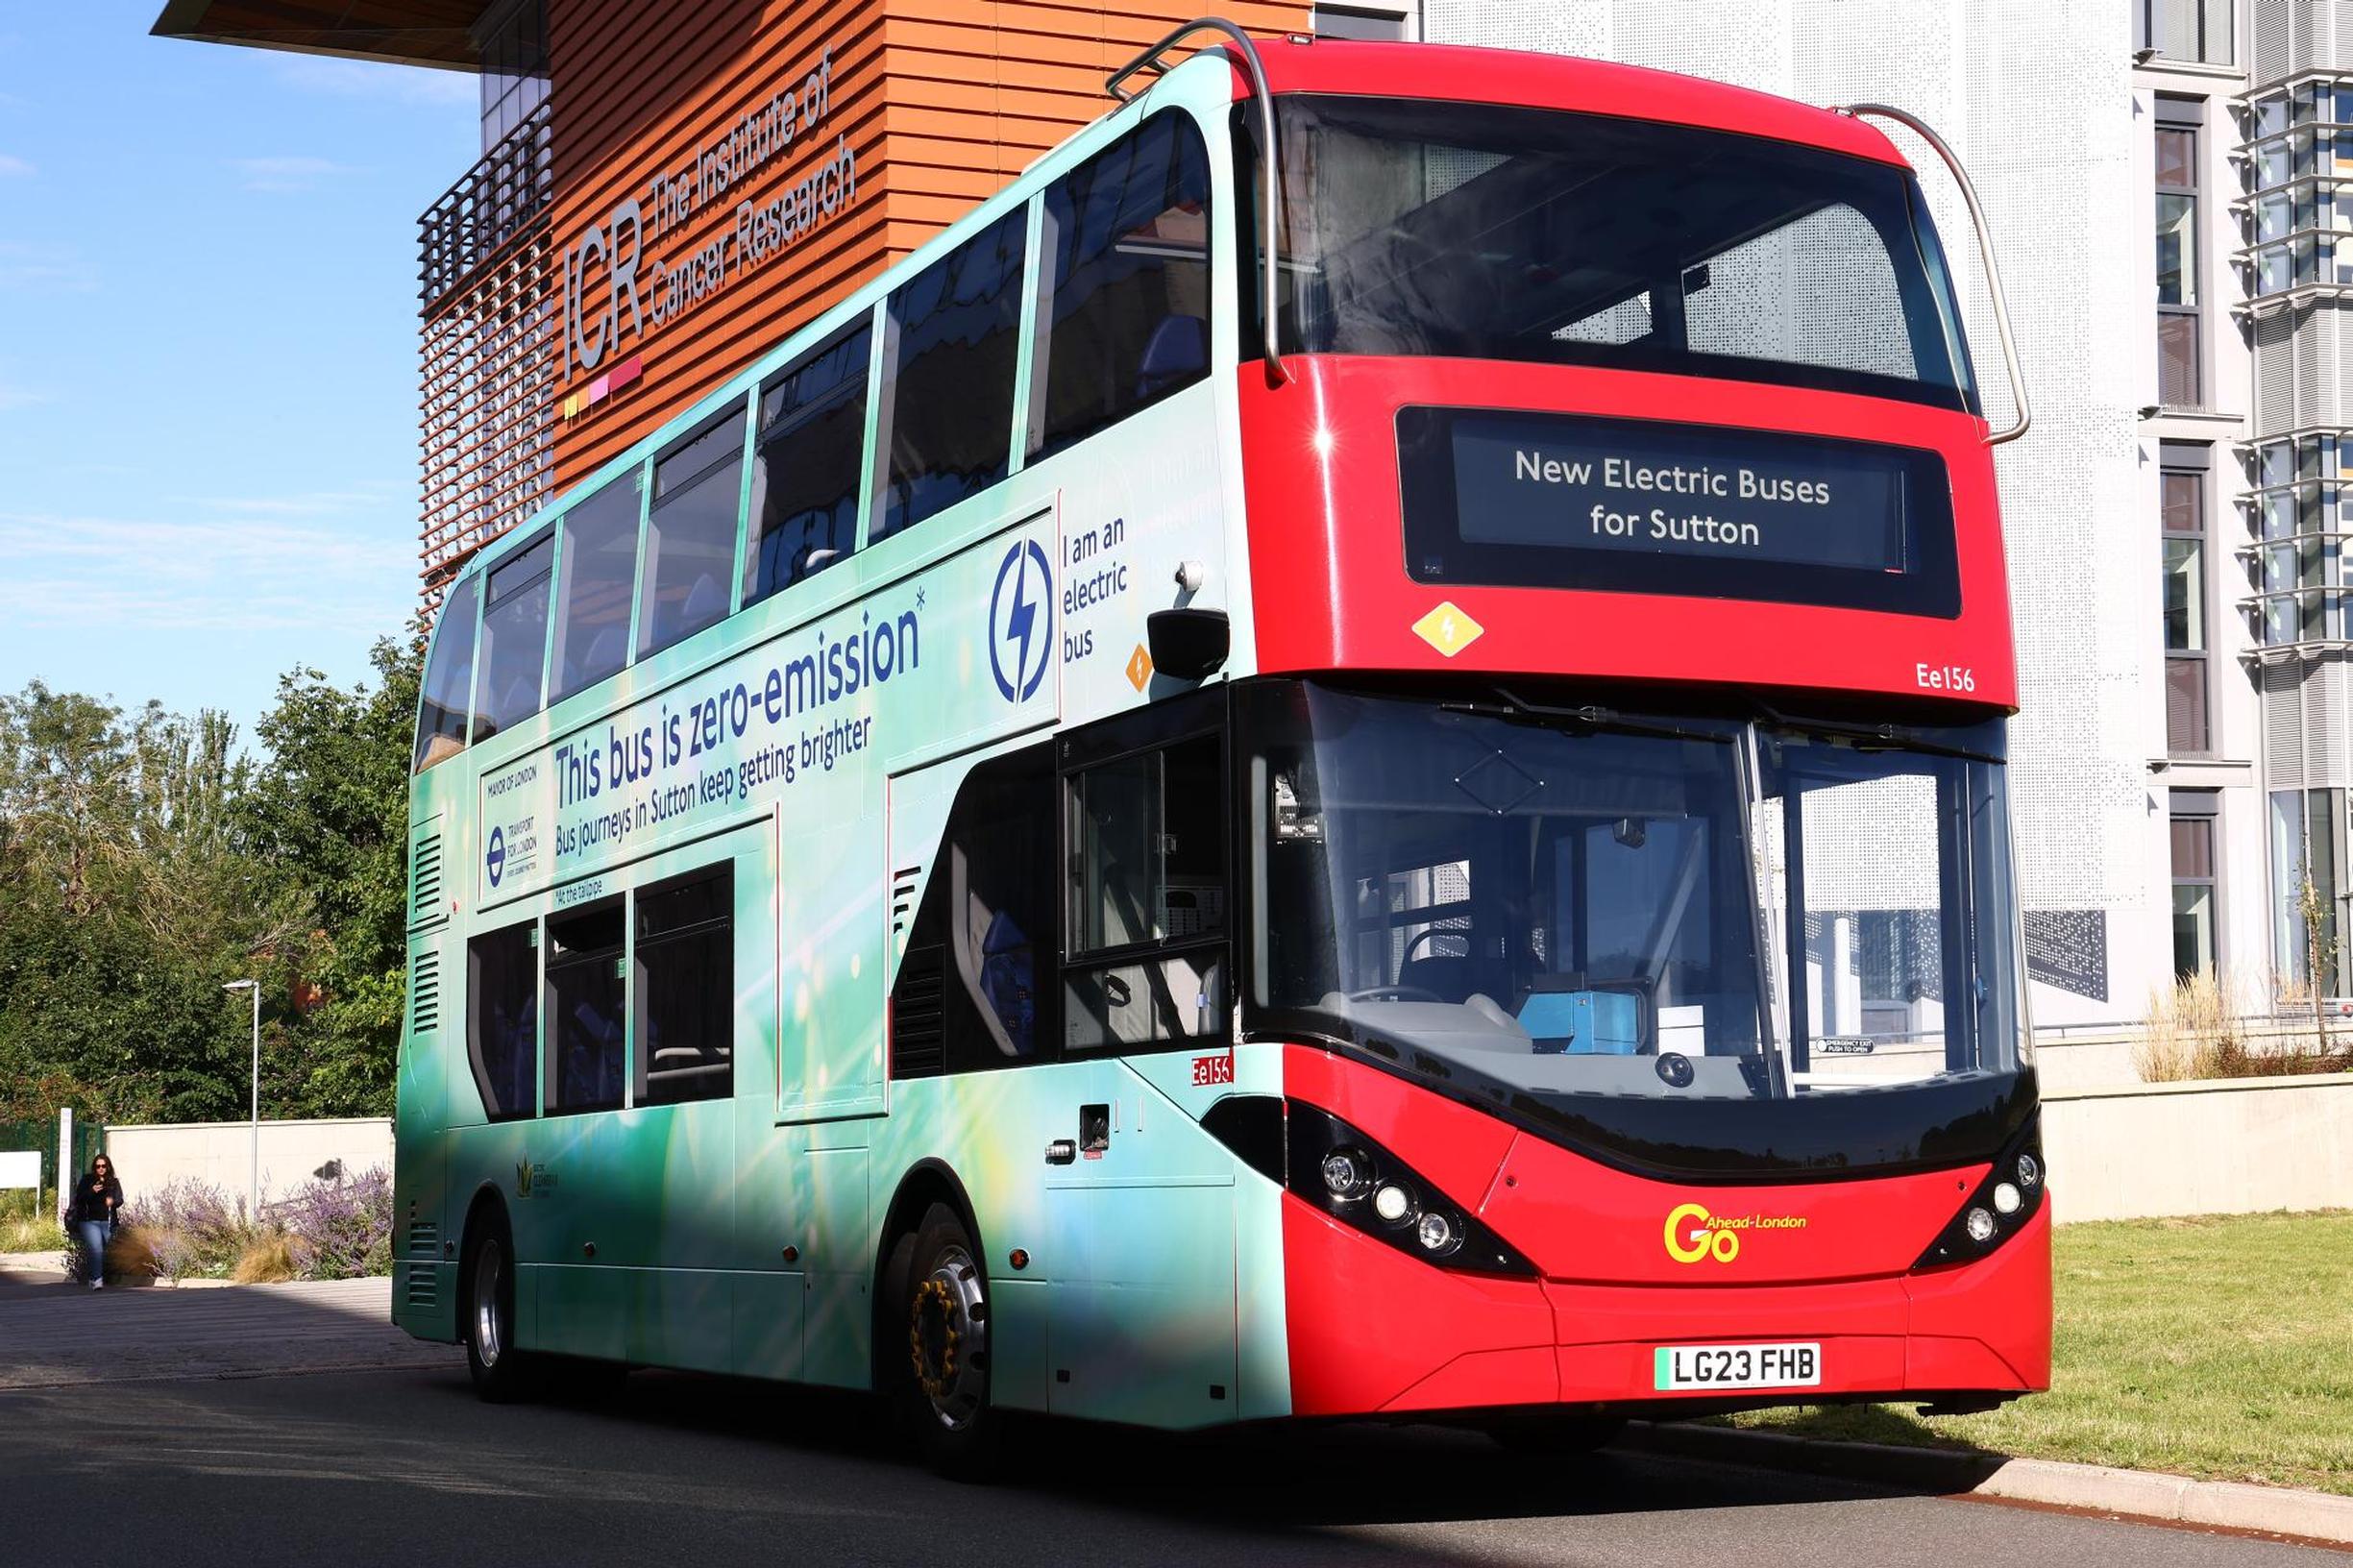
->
xmin=989 ymin=539 xmax=1053 ymax=702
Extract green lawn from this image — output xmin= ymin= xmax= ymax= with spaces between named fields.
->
xmin=1716 ymin=1211 xmax=2353 ymax=1496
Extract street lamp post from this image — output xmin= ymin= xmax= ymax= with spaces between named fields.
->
xmin=223 ymin=980 xmax=259 ymax=1219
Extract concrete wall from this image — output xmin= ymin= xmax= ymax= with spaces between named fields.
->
xmin=100 ymin=1118 xmax=392 ymax=1212
xmin=2044 ymin=1073 xmax=2353 ymax=1222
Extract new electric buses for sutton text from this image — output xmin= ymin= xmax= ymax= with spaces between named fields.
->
xmin=394 ymin=21 xmax=2046 ymax=1471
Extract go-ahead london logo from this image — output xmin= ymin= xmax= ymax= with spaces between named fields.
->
xmin=486 ymin=825 xmax=506 ymax=889
xmin=989 ymin=538 xmax=1053 ymax=702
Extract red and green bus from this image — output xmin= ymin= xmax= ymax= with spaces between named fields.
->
xmin=394 ymin=20 xmax=2046 ymax=1473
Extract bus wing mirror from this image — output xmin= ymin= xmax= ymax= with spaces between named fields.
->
xmin=1833 ymin=102 xmax=2030 ymax=447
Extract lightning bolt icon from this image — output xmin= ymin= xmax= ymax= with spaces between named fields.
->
xmin=1006 ymin=554 xmax=1038 ymax=684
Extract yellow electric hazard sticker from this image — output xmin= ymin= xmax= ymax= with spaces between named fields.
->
xmin=1411 ymin=601 xmax=1484 ymax=657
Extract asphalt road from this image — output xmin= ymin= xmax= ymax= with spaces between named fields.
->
xmin=0 ymin=1274 xmax=2341 ymax=1567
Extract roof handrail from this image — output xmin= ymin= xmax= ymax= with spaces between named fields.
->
xmin=1834 ymin=103 xmax=2031 ymax=446
xmin=1109 ymin=17 xmax=1289 ymax=385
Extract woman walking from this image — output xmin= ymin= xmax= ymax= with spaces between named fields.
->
xmin=63 ymin=1155 xmax=123 ymax=1289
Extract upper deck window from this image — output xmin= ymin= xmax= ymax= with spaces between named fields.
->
xmin=748 ymin=322 xmax=871 ymax=603
xmin=550 ymin=475 xmax=642 ymax=705
xmin=1258 ymin=96 xmax=1976 ymax=411
xmin=876 ymin=209 xmax=1027 ymax=540
xmin=414 ymin=575 xmax=479 ymax=774
xmin=639 ymin=410 xmax=744 ymax=660
xmin=476 ymin=532 xmax=552 ymax=743
xmin=1032 ymin=111 xmax=1213 ymax=461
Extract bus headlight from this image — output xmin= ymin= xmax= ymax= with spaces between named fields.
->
xmin=1913 ymin=1114 xmax=2046 ymax=1270
xmin=1271 ymin=1103 xmax=1535 ymax=1277
xmin=1416 ymin=1212 xmax=1459 ymax=1255
xmin=1321 ymin=1148 xmax=1370 ymax=1198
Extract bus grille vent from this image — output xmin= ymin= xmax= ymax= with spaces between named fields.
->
xmin=404 ymin=1266 xmax=438 ymax=1310
xmin=407 ymin=1220 xmax=440 ymax=1260
xmin=892 ymin=943 xmax=946 ymax=1079
xmin=890 ymin=865 xmax=921 ymax=941
xmin=409 ymin=831 xmax=444 ymax=925
xmin=409 ymin=950 xmax=441 ymax=1035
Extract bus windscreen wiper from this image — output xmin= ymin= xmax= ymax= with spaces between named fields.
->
xmin=1752 ymin=701 xmax=2003 ymax=766
xmin=1440 ymin=688 xmax=1736 ymax=746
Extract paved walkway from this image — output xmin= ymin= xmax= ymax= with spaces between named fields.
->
xmin=0 ymin=1266 xmax=461 ymax=1388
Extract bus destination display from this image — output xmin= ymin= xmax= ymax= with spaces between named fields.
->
xmin=1458 ymin=416 xmax=1905 ymax=571
xmin=1397 ymin=408 xmax=1960 ymax=617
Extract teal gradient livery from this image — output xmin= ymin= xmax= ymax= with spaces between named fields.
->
xmin=398 ymin=29 xmax=2048 ymax=1472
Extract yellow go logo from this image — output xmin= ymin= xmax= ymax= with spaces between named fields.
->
xmin=1664 ymin=1202 xmax=1740 ymax=1264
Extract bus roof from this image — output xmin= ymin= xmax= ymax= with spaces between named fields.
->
xmin=1247 ymin=37 xmax=1908 ymax=169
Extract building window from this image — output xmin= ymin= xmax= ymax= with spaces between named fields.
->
xmin=2170 ymin=792 xmax=2218 ymax=979
xmin=1311 ymin=2 xmax=1418 ymax=40
xmin=2252 ymin=433 xmax=2351 ymax=646
xmin=476 ymin=0 xmax=549 ymax=153
xmin=2135 ymin=0 xmax=2232 ymax=66
xmin=2270 ymin=788 xmax=2346 ymax=997
xmin=2156 ymin=100 xmax=2202 ymax=408
xmin=2160 ymin=443 xmax=2210 ymax=753
xmin=2244 ymin=84 xmax=2353 ymax=300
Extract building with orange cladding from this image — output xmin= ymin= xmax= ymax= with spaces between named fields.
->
xmin=153 ymin=0 xmax=1409 ymax=596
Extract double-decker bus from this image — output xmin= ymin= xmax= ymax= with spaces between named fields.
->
xmin=394 ymin=20 xmax=2046 ymax=1473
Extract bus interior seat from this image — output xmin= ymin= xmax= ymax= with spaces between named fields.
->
xmin=1397 ymin=951 xmax=1471 ymax=1000
xmin=1136 ymin=314 xmax=1207 ymax=400
xmin=680 ymin=574 xmax=723 ymax=630
xmin=950 ymin=848 xmax=1033 ymax=1058
xmin=580 ymin=626 xmax=623 ymax=683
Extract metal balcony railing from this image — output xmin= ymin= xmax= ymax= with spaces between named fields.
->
xmin=417 ymin=104 xmax=552 ymax=314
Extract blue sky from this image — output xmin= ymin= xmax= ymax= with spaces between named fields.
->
xmin=0 ymin=6 xmax=477 ymax=738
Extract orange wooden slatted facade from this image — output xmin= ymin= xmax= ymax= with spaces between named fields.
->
xmin=547 ymin=0 xmax=1306 ymax=488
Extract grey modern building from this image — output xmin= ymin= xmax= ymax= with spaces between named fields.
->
xmin=1305 ymin=0 xmax=2336 ymax=1027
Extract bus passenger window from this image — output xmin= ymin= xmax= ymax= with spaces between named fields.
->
xmin=545 ymin=900 xmax=625 ymax=1115
xmin=414 ymin=575 xmax=479 ymax=773
xmin=747 ymin=322 xmax=870 ymax=604
xmin=468 ymin=921 xmax=539 ymax=1120
xmin=551 ymin=476 xmax=643 ymax=705
xmin=476 ymin=532 xmax=552 ymax=743
xmin=876 ymin=208 xmax=1026 ymax=540
xmin=634 ymin=867 xmax=734 ymax=1106
xmin=1033 ymin=111 xmax=1213 ymax=462
xmin=639 ymin=410 xmax=745 ymax=659
xmin=1064 ymin=732 xmax=1228 ymax=1052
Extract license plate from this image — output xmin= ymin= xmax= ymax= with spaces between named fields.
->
xmin=1653 ymin=1341 xmax=1822 ymax=1392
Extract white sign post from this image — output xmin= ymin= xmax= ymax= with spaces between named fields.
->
xmin=57 ymin=1106 xmax=73 ymax=1218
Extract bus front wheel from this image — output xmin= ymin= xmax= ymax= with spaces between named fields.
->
xmin=463 ymin=1216 xmax=542 ymax=1404
xmin=895 ymin=1202 xmax=999 ymax=1480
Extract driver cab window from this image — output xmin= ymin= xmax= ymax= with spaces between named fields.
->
xmin=1065 ymin=732 xmax=1226 ymax=1050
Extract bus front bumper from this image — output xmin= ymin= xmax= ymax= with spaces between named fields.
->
xmin=1284 ymin=1195 xmax=2051 ymax=1418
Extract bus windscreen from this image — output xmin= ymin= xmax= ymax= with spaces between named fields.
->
xmin=1398 ymin=408 xmax=1960 ymax=616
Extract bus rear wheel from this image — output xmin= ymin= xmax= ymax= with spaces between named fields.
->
xmin=895 ymin=1203 xmax=999 ymax=1480
xmin=463 ymin=1218 xmax=542 ymax=1404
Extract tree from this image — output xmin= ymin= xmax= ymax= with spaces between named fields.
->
xmin=239 ymin=632 xmax=425 ymax=1115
